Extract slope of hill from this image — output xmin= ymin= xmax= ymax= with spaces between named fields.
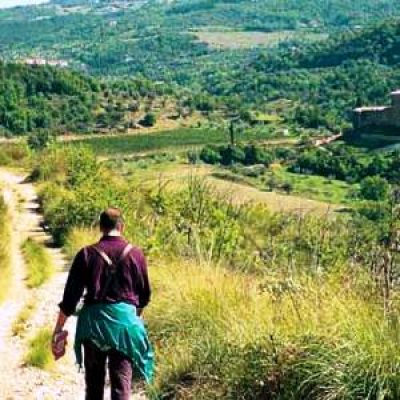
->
xmin=2 ymin=1 xmax=400 ymax=136
xmin=197 ymin=20 xmax=400 ymax=130
xmin=1 ymin=0 xmax=400 ymax=77
xmin=0 ymin=62 xmax=101 ymax=134
xmin=0 ymin=61 xmax=177 ymax=136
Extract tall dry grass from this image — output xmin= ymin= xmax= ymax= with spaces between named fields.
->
xmin=24 ymin=327 xmax=54 ymax=370
xmin=65 ymin=228 xmax=400 ymax=399
xmin=146 ymin=262 xmax=400 ymax=399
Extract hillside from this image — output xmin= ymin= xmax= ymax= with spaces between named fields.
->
xmin=1 ymin=0 xmax=400 ymax=78
xmin=0 ymin=62 xmax=101 ymax=135
xmin=201 ymin=20 xmax=400 ymax=130
xmin=0 ymin=61 xmax=186 ymax=136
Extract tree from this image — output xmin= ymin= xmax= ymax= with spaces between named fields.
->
xmin=359 ymin=176 xmax=391 ymax=201
xmin=244 ymin=145 xmax=273 ymax=166
xmin=141 ymin=112 xmax=157 ymax=127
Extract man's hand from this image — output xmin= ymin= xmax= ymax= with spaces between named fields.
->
xmin=52 ymin=310 xmax=69 ymax=360
xmin=51 ymin=330 xmax=69 ymax=360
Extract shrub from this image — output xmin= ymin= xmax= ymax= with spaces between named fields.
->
xmin=187 ymin=150 xmax=199 ymax=165
xmin=200 ymin=145 xmax=221 ymax=164
xmin=220 ymin=145 xmax=245 ymax=166
xmin=244 ymin=144 xmax=273 ymax=166
xmin=359 ymin=176 xmax=391 ymax=201
xmin=0 ymin=143 xmax=31 ymax=167
xmin=141 ymin=112 xmax=157 ymax=127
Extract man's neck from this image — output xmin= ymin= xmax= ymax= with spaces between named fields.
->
xmin=104 ymin=229 xmax=121 ymax=237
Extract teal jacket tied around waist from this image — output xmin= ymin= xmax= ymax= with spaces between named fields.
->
xmin=75 ymin=302 xmax=154 ymax=383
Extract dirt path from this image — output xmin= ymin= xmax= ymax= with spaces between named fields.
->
xmin=0 ymin=170 xmax=146 ymax=399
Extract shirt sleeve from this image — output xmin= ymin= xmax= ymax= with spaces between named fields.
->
xmin=58 ymin=248 xmax=87 ymax=317
xmin=131 ymin=249 xmax=151 ymax=309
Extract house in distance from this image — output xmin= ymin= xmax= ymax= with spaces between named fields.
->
xmin=353 ymin=90 xmax=400 ymax=132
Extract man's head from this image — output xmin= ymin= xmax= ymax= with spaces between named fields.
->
xmin=99 ymin=207 xmax=124 ymax=234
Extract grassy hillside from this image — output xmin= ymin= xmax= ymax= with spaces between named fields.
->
xmin=31 ymin=144 xmax=400 ymax=399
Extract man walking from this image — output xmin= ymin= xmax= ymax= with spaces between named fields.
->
xmin=52 ymin=207 xmax=154 ymax=400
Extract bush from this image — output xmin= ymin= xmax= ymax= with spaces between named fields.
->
xmin=200 ymin=145 xmax=221 ymax=164
xmin=0 ymin=143 xmax=31 ymax=167
xmin=359 ymin=176 xmax=391 ymax=201
xmin=244 ymin=144 xmax=273 ymax=166
xmin=220 ymin=145 xmax=245 ymax=166
xmin=141 ymin=112 xmax=157 ymax=127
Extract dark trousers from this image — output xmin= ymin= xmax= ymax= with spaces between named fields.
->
xmin=83 ymin=340 xmax=133 ymax=400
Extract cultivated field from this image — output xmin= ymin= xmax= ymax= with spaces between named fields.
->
xmin=194 ymin=30 xmax=327 ymax=49
xmin=67 ymin=127 xmax=283 ymax=156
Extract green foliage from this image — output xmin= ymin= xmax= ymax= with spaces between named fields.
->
xmin=244 ymin=144 xmax=274 ymax=166
xmin=0 ymin=62 xmax=101 ymax=135
xmin=35 ymin=147 xmax=353 ymax=272
xmin=290 ymin=145 xmax=400 ymax=184
xmin=359 ymin=176 xmax=391 ymax=201
xmin=141 ymin=112 xmax=157 ymax=127
xmin=34 ymin=146 xmax=400 ymax=398
xmin=2 ymin=1 xmax=400 ymax=134
xmin=200 ymin=145 xmax=221 ymax=164
xmin=22 ymin=238 xmax=54 ymax=288
xmin=200 ymin=144 xmax=274 ymax=167
xmin=147 ymin=261 xmax=399 ymax=399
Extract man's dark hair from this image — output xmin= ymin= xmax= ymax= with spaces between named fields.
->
xmin=99 ymin=208 xmax=124 ymax=231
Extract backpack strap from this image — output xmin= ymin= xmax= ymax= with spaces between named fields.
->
xmin=92 ymin=243 xmax=133 ymax=301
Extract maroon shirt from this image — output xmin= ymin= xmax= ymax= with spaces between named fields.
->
xmin=59 ymin=236 xmax=151 ymax=317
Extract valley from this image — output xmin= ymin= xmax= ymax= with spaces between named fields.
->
xmin=1 ymin=0 xmax=400 ymax=399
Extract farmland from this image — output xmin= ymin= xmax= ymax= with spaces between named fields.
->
xmin=67 ymin=127 xmax=287 ymax=156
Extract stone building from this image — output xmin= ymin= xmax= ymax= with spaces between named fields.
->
xmin=353 ymin=90 xmax=400 ymax=131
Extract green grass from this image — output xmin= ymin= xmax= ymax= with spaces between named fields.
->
xmin=24 ymin=327 xmax=54 ymax=370
xmin=268 ymin=167 xmax=357 ymax=205
xmin=12 ymin=300 xmax=36 ymax=337
xmin=22 ymin=238 xmax=54 ymax=288
xmin=67 ymin=127 xmax=279 ymax=156
xmin=0 ymin=197 xmax=11 ymax=304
